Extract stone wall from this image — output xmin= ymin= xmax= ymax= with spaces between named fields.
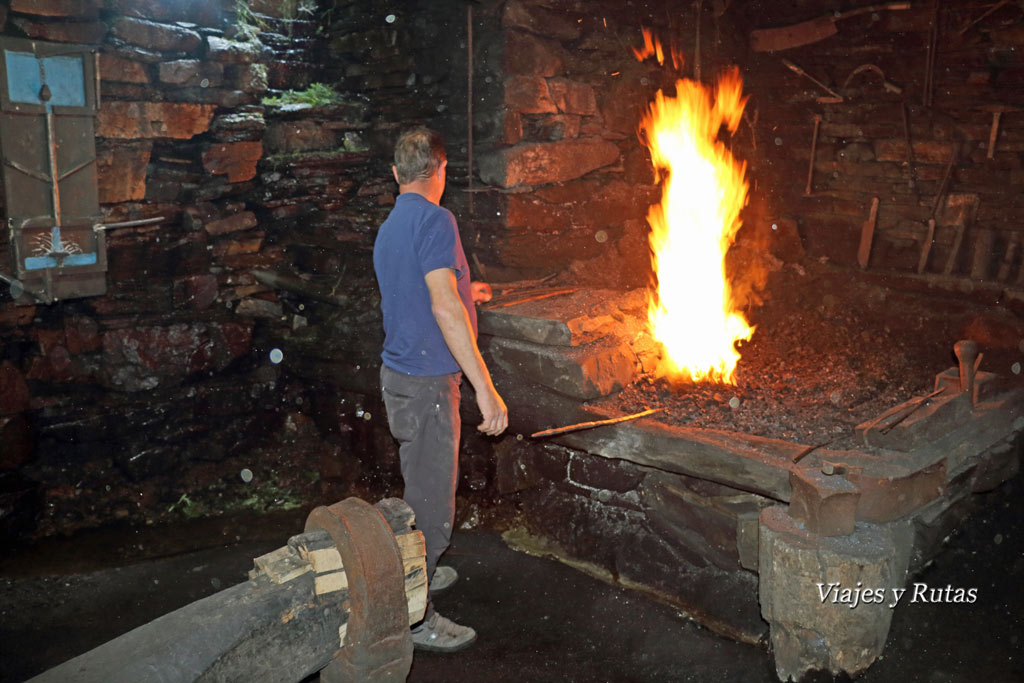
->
xmin=504 ymin=440 xmax=772 ymax=642
xmin=0 ymin=0 xmax=377 ymax=539
xmin=469 ymin=0 xmax=662 ymax=286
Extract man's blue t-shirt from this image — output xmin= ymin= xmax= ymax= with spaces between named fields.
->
xmin=373 ymin=192 xmax=477 ymax=376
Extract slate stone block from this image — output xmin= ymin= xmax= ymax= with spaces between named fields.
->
xmin=202 ymin=141 xmax=263 ymax=183
xmin=10 ymin=0 xmax=98 ymax=19
xmin=486 ymin=335 xmax=635 ymax=399
xmin=211 ymin=112 xmax=266 ymax=142
xmin=100 ymin=322 xmax=253 ymax=392
xmin=110 ymin=16 xmax=202 ymax=52
xmin=478 ymin=138 xmax=620 ymax=188
xmin=502 ymin=0 xmax=581 ymax=42
xmin=0 ymin=362 xmax=30 ymax=415
xmin=759 ymin=506 xmax=912 ymax=681
xmin=97 ymin=101 xmax=216 ymax=140
xmin=96 ymin=141 xmax=152 ymax=203
xmin=264 ymin=120 xmax=336 ymax=154
xmin=504 ymin=76 xmax=557 ymax=114
xmin=547 ymin=78 xmax=597 ymax=115
xmin=9 ymin=17 xmax=106 ymax=43
xmin=99 ymin=54 xmax=150 ymax=84
xmin=206 ymin=35 xmax=263 ymax=64
xmin=159 ymin=59 xmax=225 ymax=87
xmin=505 ymin=30 xmax=565 ymax=77
xmin=232 ymin=63 xmax=268 ymax=93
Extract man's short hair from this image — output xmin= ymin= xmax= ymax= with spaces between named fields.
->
xmin=393 ymin=127 xmax=446 ymax=185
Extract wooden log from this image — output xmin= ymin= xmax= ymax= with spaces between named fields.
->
xmin=917 ymin=219 xmax=936 ymax=274
xmin=970 ymin=228 xmax=996 ymax=280
xmin=857 ymin=196 xmax=880 ymax=269
xmin=28 ymin=500 xmax=427 ymax=683
xmin=996 ymin=232 xmax=1019 ymax=281
xmin=28 ymin=563 xmax=344 ymax=683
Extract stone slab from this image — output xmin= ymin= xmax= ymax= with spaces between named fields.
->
xmin=97 ymin=101 xmax=216 ymax=139
xmin=736 ymin=509 xmax=760 ymax=572
xmin=502 ymin=0 xmax=581 ymax=42
xmin=486 ymin=335 xmax=635 ymax=400
xmin=232 ymin=63 xmax=268 ymax=93
xmin=110 ymin=16 xmax=202 ymax=52
xmin=264 ymin=120 xmax=336 ymax=154
xmin=159 ymin=59 xmax=225 ymax=88
xmin=504 ymin=76 xmax=557 ymax=114
xmin=479 ymin=288 xmax=643 ymax=347
xmin=96 ymin=141 xmax=152 ymax=203
xmin=0 ymin=361 xmax=30 ymax=415
xmin=547 ymin=78 xmax=597 ymax=116
xmin=504 ymin=30 xmax=565 ymax=77
xmin=643 ymin=470 xmax=744 ymax=571
xmin=204 ymin=211 xmax=258 ymax=236
xmin=478 ymin=137 xmax=620 ymax=188
xmin=555 ymin=413 xmax=799 ymax=501
xmin=9 ymin=17 xmax=106 ymax=43
xmin=202 ymin=141 xmax=263 ymax=183
xmin=211 ymin=112 xmax=266 ymax=142
xmin=10 ymin=0 xmax=98 ymax=18
xmin=206 ymin=35 xmax=263 ymax=64
xmin=99 ymin=54 xmax=150 ymax=84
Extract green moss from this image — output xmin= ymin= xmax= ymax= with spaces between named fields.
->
xmin=166 ymin=470 xmax=305 ymax=521
xmin=233 ymin=0 xmax=267 ymax=41
xmin=262 ymin=82 xmax=342 ymax=108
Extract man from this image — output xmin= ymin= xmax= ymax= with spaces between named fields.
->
xmin=373 ymin=126 xmax=508 ymax=652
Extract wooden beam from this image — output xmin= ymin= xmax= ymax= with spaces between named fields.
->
xmin=29 ymin=503 xmax=426 ymax=683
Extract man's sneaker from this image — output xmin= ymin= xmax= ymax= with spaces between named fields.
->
xmin=431 ymin=565 xmax=458 ymax=593
xmin=410 ymin=612 xmax=477 ymax=652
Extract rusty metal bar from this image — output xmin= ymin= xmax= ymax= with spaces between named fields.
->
xmin=93 ymin=216 xmax=166 ymax=232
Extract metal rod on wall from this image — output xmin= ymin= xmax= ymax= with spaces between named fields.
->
xmin=467 ymin=4 xmax=474 ymax=217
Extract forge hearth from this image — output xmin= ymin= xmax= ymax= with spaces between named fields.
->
xmin=477 ymin=266 xmax=1024 ymax=680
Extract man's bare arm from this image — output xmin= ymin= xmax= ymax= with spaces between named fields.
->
xmin=424 ymin=268 xmax=508 ymax=436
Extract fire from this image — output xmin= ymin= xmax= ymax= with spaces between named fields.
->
xmin=637 ymin=32 xmax=754 ymax=384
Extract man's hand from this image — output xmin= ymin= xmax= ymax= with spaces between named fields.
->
xmin=425 ymin=268 xmax=509 ymax=437
xmin=471 ymin=282 xmax=492 ymax=304
xmin=476 ymin=385 xmax=508 ymax=436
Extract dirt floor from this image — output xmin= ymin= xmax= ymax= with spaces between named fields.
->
xmin=613 ymin=263 xmax=1024 ymax=446
xmin=2 ymin=462 xmax=1022 ymax=683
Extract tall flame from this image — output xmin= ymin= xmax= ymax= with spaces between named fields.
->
xmin=637 ymin=33 xmax=754 ymax=384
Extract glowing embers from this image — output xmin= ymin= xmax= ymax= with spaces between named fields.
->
xmin=636 ymin=32 xmax=754 ymax=384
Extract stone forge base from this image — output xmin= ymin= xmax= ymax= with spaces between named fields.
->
xmin=478 ymin=290 xmax=1024 ymax=680
xmin=758 ymin=508 xmax=913 ymax=680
